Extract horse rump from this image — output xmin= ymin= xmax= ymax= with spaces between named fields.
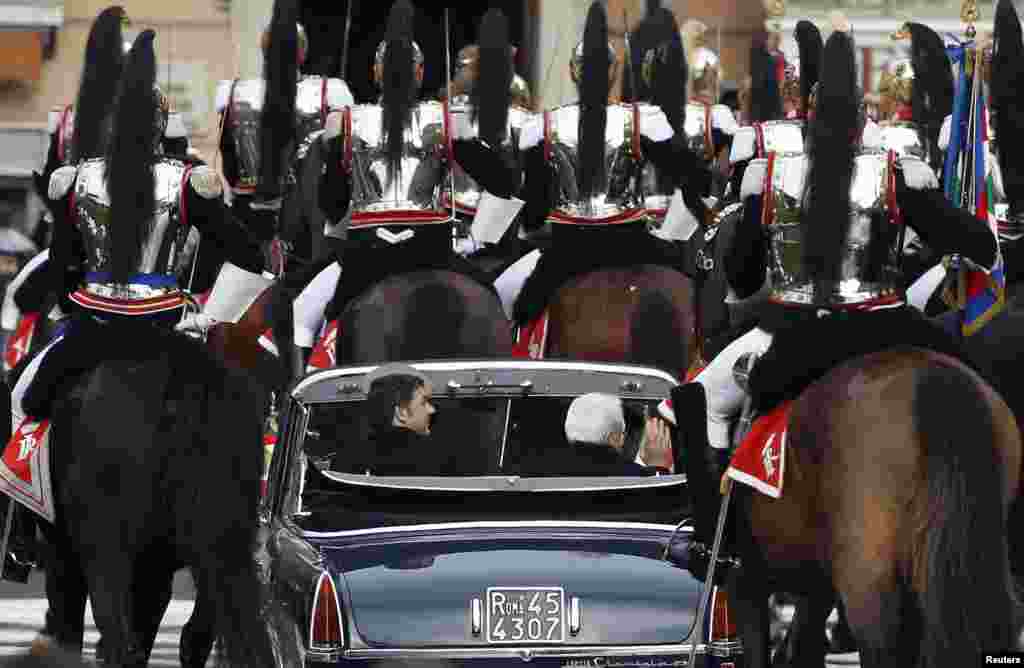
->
xmin=911 ymin=358 xmax=1022 ymax=665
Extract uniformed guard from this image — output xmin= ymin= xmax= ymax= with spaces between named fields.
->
xmin=660 ymin=23 xmax=998 ymax=565
xmin=992 ymin=0 xmax=1024 ymax=251
xmin=489 ymin=3 xmax=711 ymax=327
xmin=877 ymin=22 xmax=954 ymax=174
xmin=290 ymin=0 xmax=498 ymax=370
xmin=680 ymin=19 xmax=739 ymax=188
xmin=213 ymin=0 xmax=353 ymax=263
xmin=7 ymin=31 xmax=269 ymax=447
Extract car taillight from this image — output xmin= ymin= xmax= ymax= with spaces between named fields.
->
xmin=308 ymin=571 xmax=344 ymax=659
xmin=708 ymin=584 xmax=742 ymax=665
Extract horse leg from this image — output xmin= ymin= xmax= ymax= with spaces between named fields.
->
xmin=38 ymin=532 xmax=87 ymax=654
xmin=86 ymin=560 xmax=147 ymax=667
xmin=835 ymin=575 xmax=919 ymax=668
xmin=129 ymin=564 xmax=175 ymax=662
xmin=180 ymin=570 xmax=217 ymax=668
xmin=772 ymin=587 xmax=835 ymax=668
xmin=727 ymin=563 xmax=772 ymax=668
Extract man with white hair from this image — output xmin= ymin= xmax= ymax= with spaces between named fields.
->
xmin=562 ymin=393 xmax=673 ymax=475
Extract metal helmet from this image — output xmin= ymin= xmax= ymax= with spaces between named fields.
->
xmin=153 ymin=84 xmax=170 ymax=149
xmin=510 ymin=73 xmax=532 ymax=109
xmin=373 ymin=38 xmax=426 ymax=88
xmin=569 ymin=38 xmax=618 ymax=85
xmin=878 ymin=57 xmax=915 ymax=112
xmin=681 ymin=20 xmax=720 ymax=100
xmin=781 ymin=57 xmax=800 ymax=109
xmin=260 ymin=22 xmax=308 ymax=66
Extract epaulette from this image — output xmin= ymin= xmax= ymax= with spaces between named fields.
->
xmin=325 ymin=78 xmax=355 ymax=110
xmin=638 ymin=108 xmax=674 ymax=142
xmin=900 ymin=156 xmax=938 ymax=191
xmin=740 ymin=158 xmax=768 ymax=199
xmin=710 ymin=104 xmax=739 ymax=135
xmin=730 ymin=127 xmax=757 ymax=164
xmin=48 ymin=166 xmax=77 ymax=200
xmin=189 ymin=165 xmax=223 ymax=199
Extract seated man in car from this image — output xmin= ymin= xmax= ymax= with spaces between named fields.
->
xmin=561 ymin=393 xmax=674 ymax=476
xmin=365 ymin=364 xmax=452 ymax=476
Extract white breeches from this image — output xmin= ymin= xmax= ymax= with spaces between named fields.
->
xmin=10 ymin=336 xmax=61 ymax=433
xmin=293 ymin=262 xmax=342 ymax=348
xmin=692 ymin=326 xmax=774 ymax=450
xmin=906 ymin=263 xmax=947 ymax=312
xmin=494 ymin=249 xmax=542 ymax=320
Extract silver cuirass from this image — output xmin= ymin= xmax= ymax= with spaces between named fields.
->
xmin=222 ymin=76 xmax=343 ymax=193
xmin=683 ymin=102 xmax=711 ymax=160
xmin=767 ymin=149 xmax=903 ymax=306
xmin=343 ymin=101 xmax=451 ymax=228
xmin=446 ymin=96 xmax=530 ymax=215
xmin=877 ymin=121 xmax=929 ymax=162
xmin=545 ymin=103 xmax=646 ymax=225
xmin=759 ymin=120 xmax=806 ymax=158
xmin=73 ymin=157 xmax=200 ymax=301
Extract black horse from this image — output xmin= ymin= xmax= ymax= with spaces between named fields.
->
xmin=25 ymin=324 xmax=273 ymax=667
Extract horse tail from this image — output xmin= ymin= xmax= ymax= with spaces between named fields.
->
xmin=164 ymin=337 xmax=272 ymax=667
xmin=912 ymin=361 xmax=1020 ymax=666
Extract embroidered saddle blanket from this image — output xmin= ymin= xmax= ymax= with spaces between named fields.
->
xmin=0 ymin=419 xmax=54 ymax=522
xmin=724 ymin=401 xmax=793 ymax=499
xmin=512 ymin=310 xmax=550 ymax=359
xmin=307 ymin=319 xmax=339 ymax=372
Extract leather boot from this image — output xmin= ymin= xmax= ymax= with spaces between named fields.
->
xmin=291 ymin=346 xmax=311 ymax=382
xmin=2 ymin=502 xmax=35 ymax=583
xmin=669 ymin=383 xmax=734 ymax=582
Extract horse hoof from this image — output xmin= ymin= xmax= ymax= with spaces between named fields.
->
xmin=30 ymin=633 xmax=54 ymax=656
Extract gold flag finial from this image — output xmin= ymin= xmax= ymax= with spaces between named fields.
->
xmin=961 ymin=0 xmax=979 ymax=37
xmin=763 ymin=0 xmax=785 ymax=32
xmin=890 ymin=21 xmax=911 ymax=41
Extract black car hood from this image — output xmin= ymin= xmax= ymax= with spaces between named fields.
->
xmin=308 ymin=523 xmax=703 ymax=648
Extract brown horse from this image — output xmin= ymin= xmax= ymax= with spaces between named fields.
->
xmin=724 ymin=348 xmax=1022 ymax=668
xmin=544 ymin=265 xmax=698 ymax=378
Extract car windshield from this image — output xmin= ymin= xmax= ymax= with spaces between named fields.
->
xmin=302 ymin=395 xmax=673 ymax=478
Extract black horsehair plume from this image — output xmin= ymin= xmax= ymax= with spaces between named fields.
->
xmin=632 ymin=7 xmax=686 ymax=136
xmin=749 ymin=34 xmax=783 ymax=123
xmin=800 ymin=28 xmax=859 ymax=287
xmin=105 ymin=30 xmax=158 ymax=285
xmin=992 ymin=0 xmax=1024 ymax=210
xmin=579 ymin=1 xmax=610 ymax=199
xmin=72 ymin=6 xmax=126 ymax=162
xmin=794 ymin=20 xmax=823 ymax=119
xmin=906 ymin=22 xmax=954 ymax=165
xmin=258 ymin=0 xmax=299 ymax=198
xmin=382 ymin=0 xmax=417 ymax=186
xmin=471 ymin=9 xmax=513 ymax=148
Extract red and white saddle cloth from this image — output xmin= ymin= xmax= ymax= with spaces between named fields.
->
xmin=0 ymin=419 xmax=55 ymax=522
xmin=307 ymin=320 xmax=340 ymax=371
xmin=4 ymin=312 xmax=40 ymax=372
xmin=512 ymin=311 xmax=550 ymax=359
xmin=724 ymin=401 xmax=793 ymax=499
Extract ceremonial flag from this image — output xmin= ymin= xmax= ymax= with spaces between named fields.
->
xmin=942 ymin=41 xmax=1005 ymax=336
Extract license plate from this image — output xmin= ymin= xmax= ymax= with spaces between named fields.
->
xmin=485 ymin=587 xmax=566 ymax=644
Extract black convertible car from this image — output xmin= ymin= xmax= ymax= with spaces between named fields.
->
xmin=257 ymin=359 xmax=743 ymax=666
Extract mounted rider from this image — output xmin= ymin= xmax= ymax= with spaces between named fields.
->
xmin=214 ymin=0 xmax=353 ymax=272
xmin=991 ymin=0 xmax=1024 ymax=275
xmin=4 ymin=28 xmax=268 ymax=485
xmin=680 ymin=18 xmax=739 ymax=196
xmin=445 ymin=41 xmax=537 ymax=263
xmin=492 ymin=2 xmax=712 ymax=330
xmin=659 ymin=22 xmax=998 ymax=567
xmin=290 ymin=0 xmax=497 ymax=371
xmin=726 ymin=16 xmax=823 ymax=210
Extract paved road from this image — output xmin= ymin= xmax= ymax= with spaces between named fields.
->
xmin=0 ymin=571 xmax=198 ymax=665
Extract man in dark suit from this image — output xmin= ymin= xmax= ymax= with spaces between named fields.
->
xmin=562 ymin=393 xmax=673 ymax=476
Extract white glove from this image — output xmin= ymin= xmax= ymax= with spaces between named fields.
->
xmin=455 ymin=237 xmax=483 ymax=257
xmin=175 ymin=313 xmax=219 ymax=335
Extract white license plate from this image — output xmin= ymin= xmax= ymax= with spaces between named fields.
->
xmin=485 ymin=587 xmax=566 ymax=644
